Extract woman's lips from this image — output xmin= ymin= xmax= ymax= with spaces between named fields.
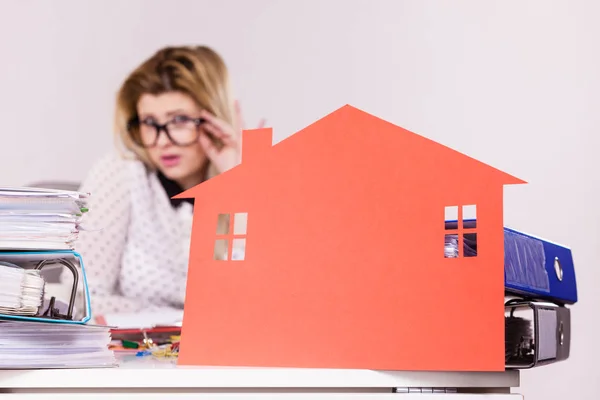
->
xmin=160 ymin=154 xmax=181 ymax=167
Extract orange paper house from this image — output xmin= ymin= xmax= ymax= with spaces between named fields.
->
xmin=175 ymin=104 xmax=526 ymax=371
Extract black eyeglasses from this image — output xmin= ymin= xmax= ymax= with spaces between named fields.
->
xmin=127 ymin=115 xmax=206 ymax=148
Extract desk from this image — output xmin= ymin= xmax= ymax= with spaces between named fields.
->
xmin=0 ymin=355 xmax=523 ymax=399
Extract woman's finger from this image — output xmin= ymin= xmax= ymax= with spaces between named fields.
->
xmin=202 ymin=121 xmax=237 ymax=147
xmin=199 ymin=110 xmax=236 ymax=137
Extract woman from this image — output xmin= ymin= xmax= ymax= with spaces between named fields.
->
xmin=69 ymin=45 xmax=258 ymax=320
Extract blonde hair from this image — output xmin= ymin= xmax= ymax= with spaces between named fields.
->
xmin=114 ymin=45 xmax=237 ymax=180
xmin=113 ymin=45 xmax=234 ymax=258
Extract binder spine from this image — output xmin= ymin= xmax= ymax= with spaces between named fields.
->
xmin=504 ymin=229 xmax=550 ymax=293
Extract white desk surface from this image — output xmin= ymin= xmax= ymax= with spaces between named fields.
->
xmin=0 ymin=354 xmax=520 ymax=390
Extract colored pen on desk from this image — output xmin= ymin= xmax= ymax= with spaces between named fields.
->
xmin=122 ymin=340 xmax=139 ymax=349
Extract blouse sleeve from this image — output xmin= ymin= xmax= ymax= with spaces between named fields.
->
xmin=68 ymin=153 xmax=144 ymax=317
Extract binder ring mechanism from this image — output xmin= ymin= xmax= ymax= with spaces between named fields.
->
xmin=35 ymin=259 xmax=78 ymax=321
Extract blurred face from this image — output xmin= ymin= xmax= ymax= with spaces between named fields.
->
xmin=136 ymin=91 xmax=208 ymax=190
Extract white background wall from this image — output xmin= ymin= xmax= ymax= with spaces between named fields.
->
xmin=0 ymin=1 xmax=598 ymax=398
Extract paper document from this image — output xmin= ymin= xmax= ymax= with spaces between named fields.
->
xmin=0 ymin=262 xmax=45 ymax=316
xmin=0 ymin=321 xmax=116 ymax=368
xmin=0 ymin=187 xmax=90 ymax=250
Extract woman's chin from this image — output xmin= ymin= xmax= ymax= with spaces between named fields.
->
xmin=158 ymin=165 xmax=183 ymax=179
xmin=158 ymin=166 xmax=205 ymax=190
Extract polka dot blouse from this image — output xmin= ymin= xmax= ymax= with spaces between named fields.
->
xmin=69 ymin=153 xmax=194 ymax=317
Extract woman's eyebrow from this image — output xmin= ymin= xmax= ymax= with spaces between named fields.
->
xmin=165 ymin=109 xmax=189 ymax=116
xmin=138 ymin=109 xmax=191 ymax=120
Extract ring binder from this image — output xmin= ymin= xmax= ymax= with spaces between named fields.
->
xmin=444 ymin=221 xmax=578 ymax=305
xmin=504 ymin=299 xmax=570 ymax=369
xmin=0 ymin=250 xmax=92 ymax=325
xmin=503 ymin=227 xmax=577 ymax=305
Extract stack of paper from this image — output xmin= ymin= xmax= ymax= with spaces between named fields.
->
xmin=0 ymin=186 xmax=118 ymax=369
xmin=0 ymin=262 xmax=45 ymax=316
xmin=0 ymin=187 xmax=89 ymax=250
xmin=0 ymin=321 xmax=116 ymax=369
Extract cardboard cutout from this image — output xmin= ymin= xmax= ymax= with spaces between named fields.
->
xmin=174 ymin=104 xmax=526 ymax=371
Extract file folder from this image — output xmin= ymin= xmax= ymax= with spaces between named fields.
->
xmin=0 ymin=250 xmax=92 ymax=324
xmin=503 ymin=227 xmax=577 ymax=305
xmin=445 ymin=221 xmax=578 ymax=305
xmin=505 ymin=299 xmax=571 ymax=368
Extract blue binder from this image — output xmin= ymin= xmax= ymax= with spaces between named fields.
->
xmin=0 ymin=250 xmax=92 ymax=324
xmin=503 ymin=227 xmax=577 ymax=305
xmin=445 ymin=220 xmax=577 ymax=305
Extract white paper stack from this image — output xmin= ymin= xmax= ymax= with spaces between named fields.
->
xmin=0 ymin=187 xmax=89 ymax=250
xmin=0 ymin=321 xmax=116 ymax=369
xmin=0 ymin=261 xmax=45 ymax=316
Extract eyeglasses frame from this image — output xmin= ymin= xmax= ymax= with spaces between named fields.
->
xmin=127 ymin=115 xmax=207 ymax=148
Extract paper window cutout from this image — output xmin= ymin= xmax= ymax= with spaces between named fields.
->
xmin=214 ymin=212 xmax=247 ymax=261
xmin=444 ymin=205 xmax=477 ymax=258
